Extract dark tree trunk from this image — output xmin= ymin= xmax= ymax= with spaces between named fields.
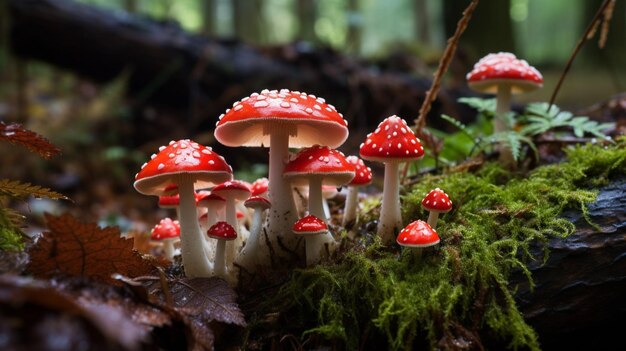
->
xmin=345 ymin=0 xmax=361 ymax=54
xmin=232 ymin=0 xmax=264 ymax=43
xmin=512 ymin=178 xmax=626 ymax=350
xmin=201 ymin=0 xmax=218 ymax=36
xmin=296 ymin=0 xmax=317 ymax=43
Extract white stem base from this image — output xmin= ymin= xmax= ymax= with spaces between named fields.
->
xmin=427 ymin=211 xmax=440 ymax=229
xmin=236 ymin=210 xmax=265 ymax=270
xmin=163 ymin=239 xmax=177 ymax=261
xmin=342 ymin=186 xmax=359 ymax=227
xmin=378 ymin=162 xmax=402 ymax=245
xmin=496 ymin=85 xmax=515 ymax=167
xmin=307 ymin=178 xmax=336 ymax=261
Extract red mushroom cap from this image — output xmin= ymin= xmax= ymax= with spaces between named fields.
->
xmin=211 ymin=180 xmax=251 ymax=201
xmin=134 ymin=139 xmax=233 ymax=195
xmin=158 ymin=194 xmax=180 ymax=208
xmin=292 ymin=215 xmax=328 ymax=235
xmin=421 ymin=188 xmax=452 ymax=213
xmin=214 ymin=89 xmax=348 ymax=148
xmin=244 ymin=196 xmax=271 ymax=210
xmin=196 ymin=193 xmax=225 ymax=207
xmin=151 ymin=218 xmax=180 ymax=240
xmin=250 ymin=177 xmax=269 ymax=196
xmin=396 ymin=220 xmax=440 ymax=248
xmin=466 ymin=52 xmax=543 ymax=94
xmin=283 ymin=145 xmax=355 ymax=186
xmin=345 ymin=156 xmax=373 ymax=186
xmin=207 ymin=221 xmax=237 ymax=241
xmin=359 ymin=115 xmax=424 ymax=163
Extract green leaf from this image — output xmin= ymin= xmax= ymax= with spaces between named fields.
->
xmin=458 ymin=97 xmax=496 ymax=114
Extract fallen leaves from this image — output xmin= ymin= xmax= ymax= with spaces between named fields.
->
xmin=28 ymin=213 xmax=156 ymax=284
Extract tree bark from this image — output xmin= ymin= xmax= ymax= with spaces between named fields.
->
xmin=512 ymin=178 xmax=626 ymax=350
xmin=296 ymin=0 xmax=317 ymax=43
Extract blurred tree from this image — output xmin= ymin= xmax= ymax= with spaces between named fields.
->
xmin=345 ymin=0 xmax=362 ymax=54
xmin=413 ymin=0 xmax=430 ymax=45
xmin=296 ymin=0 xmax=318 ymax=43
xmin=201 ymin=0 xmax=218 ymax=36
xmin=232 ymin=0 xmax=264 ymax=43
xmin=123 ymin=0 xmax=138 ymax=13
xmin=443 ymin=0 xmax=515 ymax=57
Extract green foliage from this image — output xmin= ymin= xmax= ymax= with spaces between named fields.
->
xmin=261 ymin=141 xmax=626 ymax=350
xmin=441 ymin=99 xmax=614 ymax=162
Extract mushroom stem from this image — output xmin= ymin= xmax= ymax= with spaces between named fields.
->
xmin=306 ymin=178 xmax=335 ymax=262
xmin=267 ymin=130 xmax=299 ymax=250
xmin=213 ymin=239 xmax=226 ymax=279
xmin=223 ymin=198 xmax=239 ymax=267
xmin=495 ymin=85 xmax=515 ymax=166
xmin=237 ymin=208 xmax=264 ymax=268
xmin=426 ymin=211 xmax=440 ymax=229
xmin=177 ymin=174 xmax=213 ymax=277
xmin=342 ymin=186 xmax=359 ymax=227
xmin=162 ymin=239 xmax=177 ymax=261
xmin=378 ymin=161 xmax=402 ymax=245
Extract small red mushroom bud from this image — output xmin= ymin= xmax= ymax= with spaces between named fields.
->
xmin=151 ymin=218 xmax=180 ymax=261
xmin=293 ymin=215 xmax=328 ymax=266
xmin=396 ymin=220 xmax=440 ymax=259
xmin=207 ymin=221 xmax=237 ymax=280
xmin=421 ymin=188 xmax=452 ymax=229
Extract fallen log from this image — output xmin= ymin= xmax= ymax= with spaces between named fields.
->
xmin=512 ymin=178 xmax=626 ymax=350
xmin=8 ymin=0 xmax=473 ymax=144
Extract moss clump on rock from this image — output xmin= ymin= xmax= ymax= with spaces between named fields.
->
xmin=252 ymin=140 xmax=626 ymax=350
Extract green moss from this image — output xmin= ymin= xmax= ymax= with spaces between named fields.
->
xmin=258 ymin=140 xmax=626 ymax=350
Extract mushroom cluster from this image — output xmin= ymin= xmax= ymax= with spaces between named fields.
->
xmin=132 ymin=89 xmax=457 ymax=280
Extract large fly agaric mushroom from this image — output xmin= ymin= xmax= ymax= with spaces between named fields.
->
xmin=214 ymin=89 xmax=349 ymax=254
xmin=207 ymin=221 xmax=237 ymax=280
xmin=466 ymin=52 xmax=543 ymax=164
xmin=134 ymin=139 xmax=232 ymax=278
xmin=421 ymin=188 xmax=452 ymax=229
xmin=397 ymin=220 xmax=440 ymax=258
xmin=211 ymin=180 xmax=251 ymax=265
xmin=237 ymin=196 xmax=271 ymax=269
xmin=359 ymin=115 xmax=424 ymax=244
xmin=293 ymin=214 xmax=328 ymax=266
xmin=342 ymin=156 xmax=373 ymax=227
xmin=151 ymin=218 xmax=180 ymax=261
xmin=284 ymin=145 xmax=355 ymax=256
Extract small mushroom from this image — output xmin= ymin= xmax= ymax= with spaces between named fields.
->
xmin=207 ymin=221 xmax=237 ymax=280
xmin=211 ymin=180 xmax=251 ymax=265
xmin=360 ymin=116 xmax=424 ymax=244
xmin=421 ymin=188 xmax=452 ymax=229
xmin=396 ymin=220 xmax=440 ymax=258
xmin=151 ymin=218 xmax=180 ymax=261
xmin=237 ymin=196 xmax=271 ymax=269
xmin=292 ymin=215 xmax=328 ymax=266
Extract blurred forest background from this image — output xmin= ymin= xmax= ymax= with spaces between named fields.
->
xmin=0 ymin=0 xmax=624 ymax=228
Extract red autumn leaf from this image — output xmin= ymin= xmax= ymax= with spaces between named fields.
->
xmin=28 ymin=213 xmax=157 ymax=284
xmin=0 ymin=122 xmax=61 ymax=159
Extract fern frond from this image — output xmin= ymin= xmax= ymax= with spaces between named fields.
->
xmin=0 ymin=179 xmax=68 ymax=200
xmin=441 ymin=114 xmax=476 ymax=141
xmin=458 ymin=97 xmax=496 ymax=114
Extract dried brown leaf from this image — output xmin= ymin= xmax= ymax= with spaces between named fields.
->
xmin=145 ymin=277 xmax=246 ymax=327
xmin=28 ymin=213 xmax=156 ymax=284
xmin=0 ymin=178 xmax=69 ymax=200
xmin=0 ymin=122 xmax=61 ymax=159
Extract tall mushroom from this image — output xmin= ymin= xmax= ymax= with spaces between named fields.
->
xmin=214 ymin=89 xmax=349 ymax=256
xmin=293 ymin=215 xmax=328 ymax=266
xmin=284 ymin=145 xmax=355 ymax=258
xmin=134 ymin=139 xmax=232 ymax=278
xmin=211 ymin=180 xmax=251 ymax=265
xmin=359 ymin=115 xmax=424 ymax=245
xmin=237 ymin=196 xmax=271 ymax=269
xmin=466 ymin=52 xmax=543 ymax=164
xmin=150 ymin=218 xmax=180 ymax=261
xmin=342 ymin=156 xmax=373 ymax=227
xmin=421 ymin=188 xmax=452 ymax=229
xmin=207 ymin=221 xmax=237 ymax=280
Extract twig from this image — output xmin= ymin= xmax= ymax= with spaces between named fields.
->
xmin=413 ymin=0 xmax=480 ymax=133
xmin=547 ymin=0 xmax=615 ymax=111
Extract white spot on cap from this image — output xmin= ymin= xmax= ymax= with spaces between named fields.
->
xmin=168 ymin=153 xmax=175 ymax=158
xmin=141 ymin=163 xmax=147 ymax=169
xmin=158 ymin=163 xmax=165 ymax=170
xmin=159 ymin=146 xmax=166 ymax=151
xmin=397 ymin=143 xmax=402 ymax=149
xmin=254 ymin=101 xmax=269 ymax=108
xmin=234 ymin=104 xmax=243 ymax=111
xmin=280 ymin=101 xmax=291 ymax=108
xmin=209 ymin=160 xmax=215 ymax=165
xmin=202 ymin=149 xmax=211 ymax=154
xmin=290 ymin=98 xmax=298 ymax=103
xmin=151 ymin=154 xmax=157 ymax=159
xmin=305 ymin=108 xmax=314 ymax=114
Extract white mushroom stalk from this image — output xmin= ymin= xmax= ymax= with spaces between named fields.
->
xmin=207 ymin=221 xmax=237 ymax=280
xmin=211 ymin=180 xmax=251 ymax=267
xmin=237 ymin=196 xmax=271 ymax=270
xmin=342 ymin=156 xmax=372 ymax=227
xmin=378 ymin=161 xmax=402 ymax=244
xmin=292 ymin=215 xmax=328 ymax=267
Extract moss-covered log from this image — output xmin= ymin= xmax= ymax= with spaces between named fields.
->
xmin=513 ymin=178 xmax=626 ymax=350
